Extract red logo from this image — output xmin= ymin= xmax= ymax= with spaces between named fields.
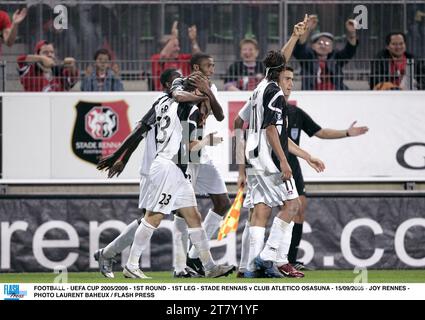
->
xmin=85 ymin=107 xmax=118 ymax=139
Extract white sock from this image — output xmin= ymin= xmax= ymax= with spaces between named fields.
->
xmin=188 ymin=227 xmax=215 ymax=271
xmin=173 ymin=215 xmax=189 ymax=273
xmin=260 ymin=217 xmax=290 ymax=262
xmin=238 ymin=220 xmax=250 ymax=272
xmin=188 ymin=209 xmax=223 ymax=259
xmin=126 ymin=218 xmax=156 ymax=269
xmin=247 ymin=226 xmax=265 ymax=272
xmin=276 ymin=221 xmax=294 ymax=266
xmin=103 ymin=220 xmax=139 ymax=259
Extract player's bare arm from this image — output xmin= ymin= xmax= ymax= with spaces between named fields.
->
xmin=288 ymin=138 xmax=325 ymax=173
xmin=266 ymin=125 xmax=292 ymax=180
xmin=298 ymin=14 xmax=318 ymax=45
xmin=281 ymin=14 xmax=308 ymax=62
xmin=234 ymin=115 xmax=246 ymax=189
xmin=189 ymin=131 xmax=223 ymax=152
xmin=97 ymin=122 xmax=150 ymax=174
xmin=315 ymin=121 xmax=369 ymax=139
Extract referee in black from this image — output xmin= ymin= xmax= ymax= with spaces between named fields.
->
xmin=284 ymin=68 xmax=369 ymax=269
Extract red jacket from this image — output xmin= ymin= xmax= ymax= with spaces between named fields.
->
xmin=150 ymin=53 xmax=192 ymax=91
xmin=17 ymin=55 xmax=79 ymax=92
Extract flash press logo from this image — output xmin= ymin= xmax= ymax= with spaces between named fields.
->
xmin=3 ymin=284 xmax=28 ymax=300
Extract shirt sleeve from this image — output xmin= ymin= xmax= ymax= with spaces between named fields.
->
xmin=140 ymin=96 xmax=167 ymax=127
xmin=16 ymin=55 xmax=29 ymax=74
xmin=238 ymin=99 xmax=252 ymax=122
xmin=299 ymin=107 xmax=322 ymax=137
xmin=169 ymin=77 xmax=185 ymax=94
xmin=188 ymin=106 xmax=200 ymax=142
xmin=261 ymin=83 xmax=284 ymax=129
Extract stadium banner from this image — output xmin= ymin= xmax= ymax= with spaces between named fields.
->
xmin=1 ymin=91 xmax=425 ymax=182
xmin=0 ymin=193 xmax=424 ymax=272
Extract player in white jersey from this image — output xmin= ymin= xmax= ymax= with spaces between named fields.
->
xmin=242 ymin=49 xmax=325 ymax=278
xmin=123 ymin=78 xmax=234 ymax=278
xmin=245 ymin=51 xmax=324 ymax=277
xmin=94 ymin=69 xmax=202 ymax=278
xmin=168 ymin=53 xmax=233 ymax=276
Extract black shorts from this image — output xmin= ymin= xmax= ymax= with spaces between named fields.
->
xmin=290 ymin=160 xmax=306 ymax=196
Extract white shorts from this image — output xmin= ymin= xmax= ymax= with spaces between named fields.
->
xmin=138 ymin=175 xmax=150 ymax=209
xmin=242 ymin=174 xmax=254 ymax=209
xmin=187 ymin=160 xmax=228 ymax=195
xmin=146 ymin=158 xmax=197 ymax=215
xmin=250 ymin=173 xmax=298 ymax=208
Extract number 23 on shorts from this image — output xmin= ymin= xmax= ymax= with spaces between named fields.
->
xmin=158 ymin=193 xmax=172 ymax=205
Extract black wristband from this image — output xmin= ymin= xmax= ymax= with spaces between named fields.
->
xmin=346 ymin=130 xmax=350 ymax=137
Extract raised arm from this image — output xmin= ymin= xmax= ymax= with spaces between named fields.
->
xmin=3 ymin=8 xmax=27 ymax=47
xmin=281 ymin=14 xmax=308 ymax=62
xmin=188 ymin=25 xmax=201 ymax=54
xmin=298 ymin=14 xmax=318 ymax=45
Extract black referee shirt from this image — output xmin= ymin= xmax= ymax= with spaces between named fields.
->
xmin=287 ymin=104 xmax=322 ymax=171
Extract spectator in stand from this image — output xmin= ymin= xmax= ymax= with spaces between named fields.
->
xmin=370 ymin=32 xmax=425 ymax=90
xmin=151 ymin=21 xmax=201 ymax=91
xmin=17 ymin=40 xmax=79 ymax=92
xmin=81 ymin=48 xmax=123 ymax=91
xmin=224 ymin=38 xmax=265 ymax=91
xmin=293 ymin=15 xmax=358 ymax=90
xmin=0 ymin=7 xmax=27 ymax=56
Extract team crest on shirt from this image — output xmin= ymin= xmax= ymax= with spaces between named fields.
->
xmin=72 ymin=100 xmax=131 ymax=165
xmin=290 ymin=128 xmax=299 ymax=140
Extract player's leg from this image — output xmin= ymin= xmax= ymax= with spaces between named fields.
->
xmin=172 ymin=212 xmax=201 ymax=278
xmin=253 ymin=199 xmax=297 ymax=278
xmin=94 ymin=215 xmax=142 ymax=278
xmin=237 ymin=208 xmax=253 ymax=277
xmin=124 ymin=158 xmax=179 ymax=278
xmin=288 ymin=171 xmax=308 ymax=269
xmin=178 ymin=205 xmax=235 ymax=278
xmin=237 ymin=173 xmax=254 ymax=277
xmin=254 ymin=176 xmax=299 ymax=278
xmin=245 ymin=202 xmax=272 ymax=278
xmin=289 ymin=195 xmax=309 ymax=270
xmin=94 ymin=176 xmax=150 ymax=278
xmin=187 ymin=162 xmax=230 ymax=267
xmin=124 ymin=211 xmax=163 ymax=279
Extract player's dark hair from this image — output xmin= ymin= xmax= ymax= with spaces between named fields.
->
xmin=94 ymin=48 xmax=111 ymax=61
xmin=160 ymin=68 xmax=181 ymax=88
xmin=385 ymin=32 xmax=406 ymax=46
xmin=263 ymin=50 xmax=286 ymax=82
xmin=284 ymin=66 xmax=294 ymax=73
xmin=190 ymin=52 xmax=212 ymax=71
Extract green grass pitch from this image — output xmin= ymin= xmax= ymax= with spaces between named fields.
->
xmin=0 ymin=270 xmax=424 ymax=283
